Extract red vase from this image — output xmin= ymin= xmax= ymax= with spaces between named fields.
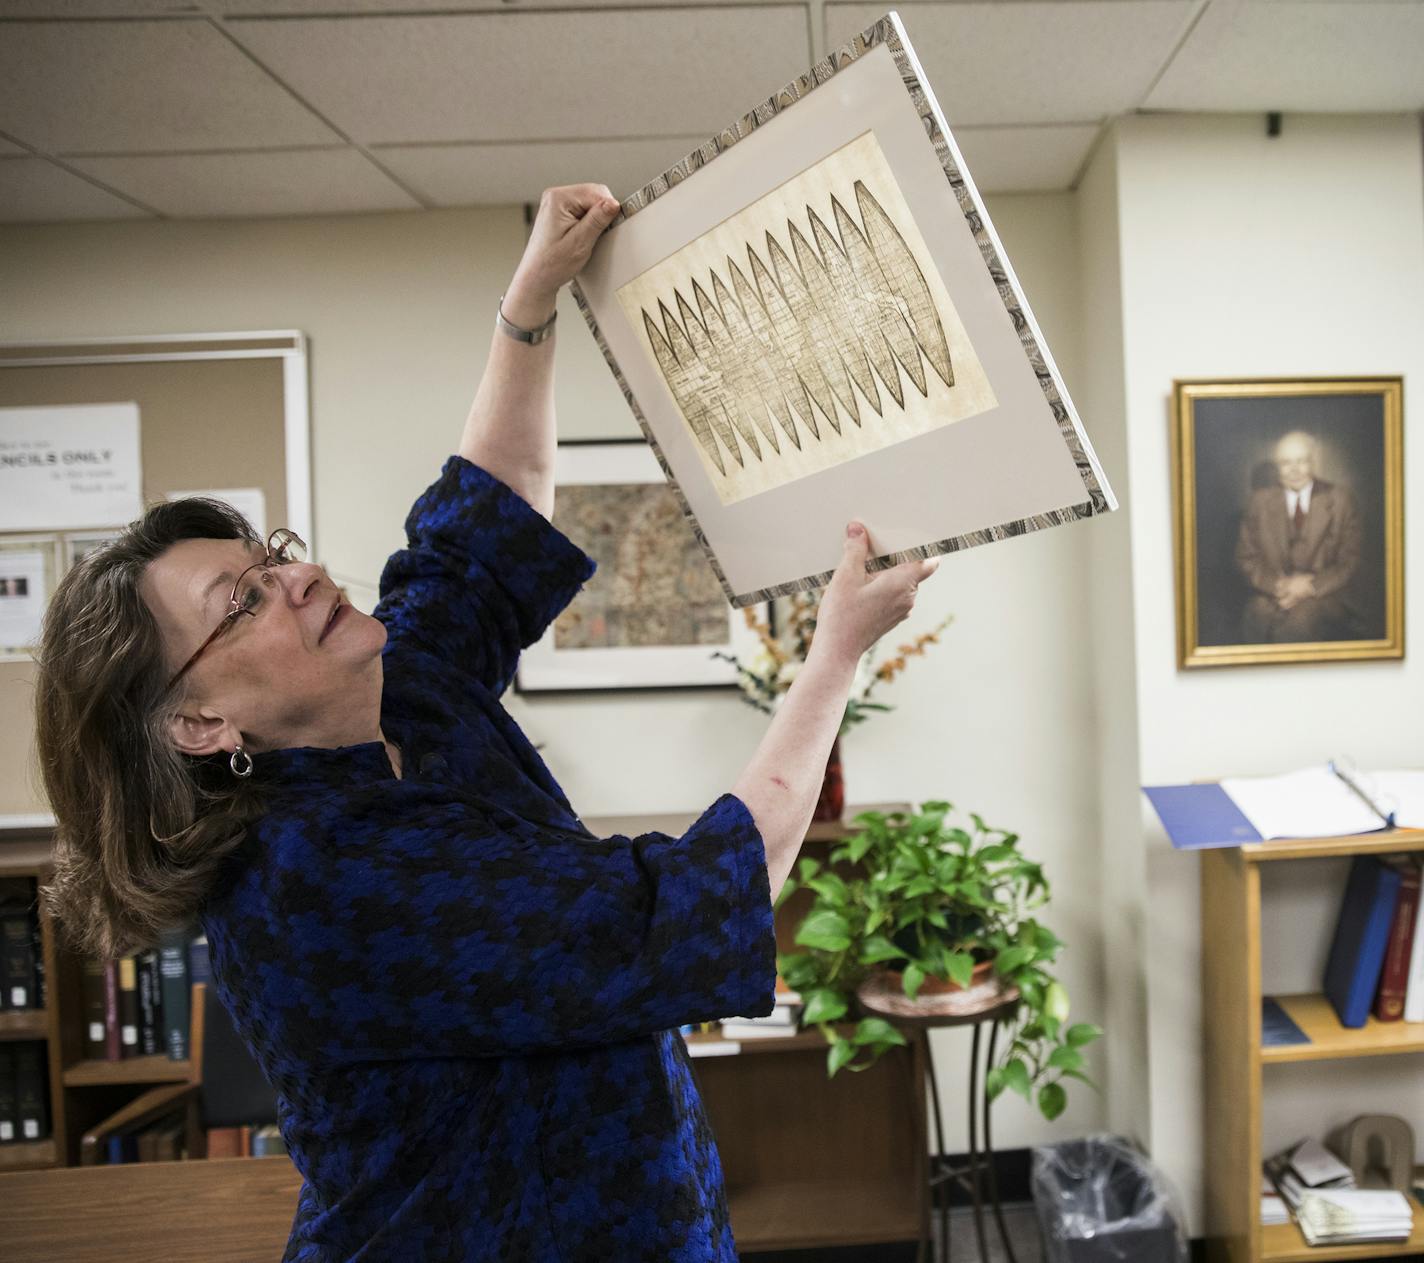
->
xmin=812 ymin=736 xmax=844 ymax=822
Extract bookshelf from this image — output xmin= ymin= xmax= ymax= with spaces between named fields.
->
xmin=588 ymin=804 xmax=929 ymax=1256
xmin=1201 ymin=828 xmax=1424 ymax=1263
xmin=0 ymin=831 xmax=65 ymax=1173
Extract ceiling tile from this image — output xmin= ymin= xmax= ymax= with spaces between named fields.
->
xmin=0 ymin=20 xmax=342 ymax=153
xmin=227 ymin=8 xmax=813 ymax=144
xmin=0 ymin=157 xmax=152 ymax=223
xmin=376 ymin=137 xmax=710 ymax=206
xmin=826 ymin=2 xmax=1195 ymax=125
xmin=1146 ymin=1 xmax=1424 ymax=111
xmin=67 ymin=148 xmax=423 ymax=217
xmin=951 ymin=123 xmax=1101 ymax=193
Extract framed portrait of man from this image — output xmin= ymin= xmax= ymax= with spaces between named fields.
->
xmin=1172 ymin=378 xmax=1403 ymax=668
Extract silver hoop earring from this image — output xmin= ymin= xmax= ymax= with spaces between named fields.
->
xmin=230 ymin=746 xmax=253 ymax=779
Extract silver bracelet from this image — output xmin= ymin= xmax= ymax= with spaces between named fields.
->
xmin=496 ymin=295 xmax=558 ymax=345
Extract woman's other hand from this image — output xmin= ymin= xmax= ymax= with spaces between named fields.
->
xmin=811 ymin=522 xmax=939 ymax=667
xmin=502 ymin=184 xmax=621 ymax=326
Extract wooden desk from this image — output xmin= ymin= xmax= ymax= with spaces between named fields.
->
xmin=0 ymin=1157 xmax=302 ymax=1262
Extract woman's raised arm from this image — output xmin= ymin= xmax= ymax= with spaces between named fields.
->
xmin=459 ymin=183 xmax=621 ymax=519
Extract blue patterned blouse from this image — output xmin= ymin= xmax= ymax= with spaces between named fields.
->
xmin=199 ymin=456 xmax=777 ymax=1262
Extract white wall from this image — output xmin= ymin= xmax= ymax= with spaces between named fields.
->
xmin=1099 ymin=112 xmax=1424 ymax=1230
xmin=0 ymin=190 xmax=1109 ymax=1150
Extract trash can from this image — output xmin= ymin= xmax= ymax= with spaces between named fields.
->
xmin=1031 ymin=1135 xmax=1189 ymax=1263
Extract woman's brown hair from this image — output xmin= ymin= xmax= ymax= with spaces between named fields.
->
xmin=35 ymin=499 xmax=268 ymax=959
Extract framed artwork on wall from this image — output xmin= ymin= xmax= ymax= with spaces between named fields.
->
xmin=571 ymin=11 xmax=1114 ymax=609
xmin=0 ymin=536 xmax=60 ymax=662
xmin=515 ymin=439 xmax=765 ymax=693
xmin=1172 ymin=377 xmax=1403 ymax=669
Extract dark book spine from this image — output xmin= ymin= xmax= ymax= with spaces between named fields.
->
xmin=81 ymin=959 xmax=108 ymax=1059
xmin=13 ymin=1042 xmax=50 ymax=1142
xmin=0 ymin=878 xmax=37 ymax=1010
xmin=158 ymin=930 xmax=191 ymax=1061
xmin=137 ymin=950 xmax=161 ymax=1056
xmin=1374 ymin=862 xmax=1422 ymax=1021
xmin=0 ymin=1044 xmax=15 ymax=1143
xmin=117 ymin=956 xmax=140 ymax=1057
xmin=103 ymin=960 xmax=121 ymax=1060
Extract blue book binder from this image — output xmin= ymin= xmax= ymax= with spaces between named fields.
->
xmin=1142 ymin=784 xmax=1262 ymax=850
xmin=1323 ymin=856 xmax=1403 ymax=1029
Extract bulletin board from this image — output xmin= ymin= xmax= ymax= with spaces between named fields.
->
xmin=0 ymin=332 xmax=311 ymax=823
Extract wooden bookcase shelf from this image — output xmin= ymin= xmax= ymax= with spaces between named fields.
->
xmin=0 ymin=1009 xmax=48 ymax=1040
xmin=0 ymin=1138 xmax=57 ymax=1171
xmin=1263 ymin=994 xmax=1424 ymax=1064
xmin=1201 ymin=827 xmax=1424 ymax=1263
xmin=62 ymin=1056 xmax=193 ymax=1087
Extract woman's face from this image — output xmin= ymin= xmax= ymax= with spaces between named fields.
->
xmin=141 ymin=535 xmax=387 ymax=755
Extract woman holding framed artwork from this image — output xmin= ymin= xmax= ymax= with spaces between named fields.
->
xmin=34 ymin=184 xmax=937 ymax=1261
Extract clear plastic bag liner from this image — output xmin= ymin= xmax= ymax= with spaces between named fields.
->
xmin=1031 ymin=1134 xmax=1189 ymax=1263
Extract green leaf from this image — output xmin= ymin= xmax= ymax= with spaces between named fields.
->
xmin=1044 ymin=982 xmax=1071 ymax=1024
xmin=1038 ymin=1081 xmax=1067 ymax=1121
xmin=1062 ymin=1069 xmax=1101 ymax=1092
xmin=848 ymin=831 xmax=874 ymax=863
xmin=860 ymin=935 xmax=908 ymax=965
xmin=943 ymin=952 xmax=976 ymax=988
xmin=1047 ymin=1046 xmax=1085 ymax=1073
xmin=1035 ymin=926 xmax=1063 ymax=953
xmin=795 ymin=910 xmax=852 ymax=952
xmin=853 ymin=1017 xmax=906 ymax=1048
xmin=828 ymin=1038 xmax=857 ymax=1076
xmin=903 ymin=877 xmax=938 ymax=899
xmin=797 ymin=857 xmax=823 ymax=882
xmin=995 ymin=945 xmax=1034 ymax=976
xmin=1066 ymin=1023 xmax=1103 ymax=1048
xmin=864 ymin=907 xmax=887 ymax=936
xmin=985 ymin=1067 xmax=1007 ymax=1100
xmin=1002 ymin=1058 xmax=1032 ymax=1100
xmin=806 ymin=873 xmax=850 ymax=904
xmin=802 ymin=989 xmax=849 ymax=1025
xmin=902 ymin=962 xmax=925 ymax=1000
xmin=978 ymin=844 xmax=1016 ymax=863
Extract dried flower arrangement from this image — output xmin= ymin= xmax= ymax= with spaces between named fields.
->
xmin=715 ymin=592 xmax=951 ymax=734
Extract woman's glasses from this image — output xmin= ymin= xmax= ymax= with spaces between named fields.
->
xmin=166 ymin=528 xmax=307 ymax=691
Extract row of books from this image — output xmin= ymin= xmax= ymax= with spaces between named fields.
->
xmin=0 ymin=1041 xmax=51 ymax=1143
xmin=1325 ymin=854 xmax=1424 ymax=1027
xmin=1264 ymin=1139 xmax=1415 ymax=1246
xmin=0 ymin=878 xmax=45 ymax=1012
xmin=97 ymin=1121 xmax=287 ymax=1165
xmin=80 ymin=928 xmax=209 ymax=1062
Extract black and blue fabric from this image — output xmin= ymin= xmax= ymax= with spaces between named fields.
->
xmin=199 ymin=456 xmax=777 ymax=1262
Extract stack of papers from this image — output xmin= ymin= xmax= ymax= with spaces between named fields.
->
xmin=1294 ymin=1188 xmax=1414 ymax=1245
xmin=1265 ymin=1139 xmax=1416 ymax=1244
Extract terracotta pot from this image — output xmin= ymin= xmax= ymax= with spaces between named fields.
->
xmin=882 ymin=958 xmax=994 ymax=996
xmin=811 ymin=735 xmax=844 ymax=822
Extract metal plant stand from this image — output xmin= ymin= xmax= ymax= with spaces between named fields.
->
xmin=857 ymin=975 xmax=1021 ymax=1263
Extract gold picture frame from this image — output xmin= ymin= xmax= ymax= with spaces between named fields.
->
xmin=1172 ymin=377 xmax=1403 ymax=669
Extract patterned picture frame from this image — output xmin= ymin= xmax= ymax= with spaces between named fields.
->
xmin=515 ymin=438 xmax=766 ymax=693
xmin=571 ymin=10 xmax=1114 ymax=608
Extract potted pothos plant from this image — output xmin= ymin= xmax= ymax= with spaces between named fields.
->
xmin=776 ymin=802 xmax=1101 ymax=1121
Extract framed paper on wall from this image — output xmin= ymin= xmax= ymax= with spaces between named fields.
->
xmin=571 ymin=11 xmax=1114 ymax=608
xmin=0 ymin=536 xmax=60 ymax=662
xmin=1172 ymin=377 xmax=1403 ymax=669
xmin=516 ymin=439 xmax=765 ymax=693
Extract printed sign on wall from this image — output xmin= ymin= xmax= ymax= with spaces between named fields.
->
xmin=0 ymin=402 xmax=143 ymax=531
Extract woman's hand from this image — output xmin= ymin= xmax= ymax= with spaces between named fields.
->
xmin=811 ymin=522 xmax=939 ymax=667
xmin=501 ymin=183 xmax=621 ymax=328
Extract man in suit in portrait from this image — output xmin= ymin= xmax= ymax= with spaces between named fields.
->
xmin=1235 ymin=430 xmax=1363 ymax=643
